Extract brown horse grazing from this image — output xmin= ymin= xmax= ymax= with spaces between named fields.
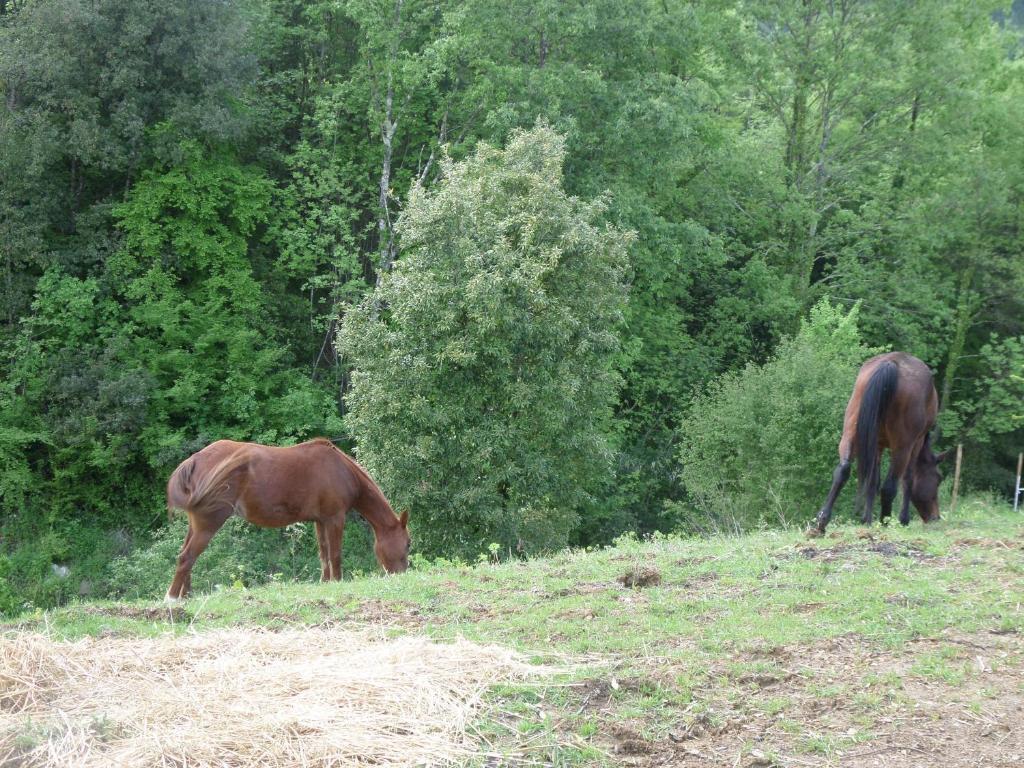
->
xmin=165 ymin=438 xmax=410 ymax=600
xmin=813 ymin=352 xmax=949 ymax=535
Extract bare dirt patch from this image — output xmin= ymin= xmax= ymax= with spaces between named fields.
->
xmin=610 ymin=723 xmax=654 ymax=755
xmin=952 ymin=536 xmax=1024 ymax=552
xmin=353 ymin=597 xmax=428 ymax=628
xmin=575 ymin=675 xmax=652 ymax=712
xmin=548 ymin=581 xmax=615 ymax=599
xmin=792 ymin=538 xmax=936 ymax=564
xmin=604 ymin=631 xmax=1024 ymax=767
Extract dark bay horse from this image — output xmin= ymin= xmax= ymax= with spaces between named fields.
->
xmin=813 ymin=352 xmax=949 ymax=535
xmin=165 ymin=438 xmax=410 ymax=600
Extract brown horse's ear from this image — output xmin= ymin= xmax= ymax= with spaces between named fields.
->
xmin=399 ymin=509 xmax=409 ymax=528
xmin=935 ymin=450 xmax=950 ymax=464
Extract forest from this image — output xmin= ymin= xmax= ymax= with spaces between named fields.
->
xmin=1 ymin=0 xmax=1022 ymax=611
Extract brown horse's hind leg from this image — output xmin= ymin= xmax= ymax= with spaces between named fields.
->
xmin=179 ymin=522 xmax=195 ymax=596
xmin=166 ymin=510 xmax=230 ymax=601
xmin=815 ymin=459 xmax=852 ymax=533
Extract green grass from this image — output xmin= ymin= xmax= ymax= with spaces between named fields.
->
xmin=5 ymin=494 xmax=1023 ymax=764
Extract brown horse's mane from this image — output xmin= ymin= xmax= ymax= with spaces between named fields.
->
xmin=310 ymin=438 xmax=395 ymax=514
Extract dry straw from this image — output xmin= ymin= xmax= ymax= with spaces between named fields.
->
xmin=0 ymin=627 xmax=547 ymax=767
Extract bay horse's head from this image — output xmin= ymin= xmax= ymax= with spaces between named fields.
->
xmin=374 ymin=509 xmax=411 ymax=573
xmin=911 ymin=439 xmax=949 ymax=522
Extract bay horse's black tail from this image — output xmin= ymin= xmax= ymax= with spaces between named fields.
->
xmin=855 ymin=360 xmax=898 ymax=511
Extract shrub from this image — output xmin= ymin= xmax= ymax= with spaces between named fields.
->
xmin=674 ymin=300 xmax=878 ymax=531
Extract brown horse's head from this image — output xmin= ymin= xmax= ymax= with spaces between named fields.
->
xmin=911 ymin=443 xmax=949 ymax=522
xmin=374 ymin=509 xmax=411 ymax=573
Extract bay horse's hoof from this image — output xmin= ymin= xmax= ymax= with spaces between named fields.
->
xmin=164 ymin=593 xmax=182 ymax=604
xmin=805 ymin=525 xmax=824 ymax=539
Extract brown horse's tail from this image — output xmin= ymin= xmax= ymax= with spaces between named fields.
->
xmin=167 ymin=458 xmax=195 ymax=521
xmin=166 ymin=448 xmax=250 ymax=520
xmin=855 ymin=360 xmax=899 ymax=505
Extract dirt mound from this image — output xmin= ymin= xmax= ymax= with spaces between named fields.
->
xmin=618 ymin=566 xmax=662 ymax=588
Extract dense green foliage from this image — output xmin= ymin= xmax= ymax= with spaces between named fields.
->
xmin=1 ymin=0 xmax=1022 ymax=609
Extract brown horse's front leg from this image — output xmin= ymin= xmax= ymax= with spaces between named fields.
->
xmin=883 ymin=447 xmax=915 ymax=527
xmin=323 ymin=514 xmax=345 ymax=581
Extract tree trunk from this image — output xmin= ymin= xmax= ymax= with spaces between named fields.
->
xmin=376 ymin=84 xmax=398 ymax=286
xmin=375 ymin=0 xmax=404 ymax=288
xmin=937 ymin=263 xmax=979 ymax=442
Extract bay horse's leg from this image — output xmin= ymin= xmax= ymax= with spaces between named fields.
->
xmin=860 ymin=448 xmax=883 ymax=525
xmin=314 ymin=521 xmax=330 ymax=581
xmin=898 ymin=471 xmax=913 ymax=526
xmin=815 ymin=459 xmax=852 ymax=533
xmin=885 ymin=445 xmax=916 ymax=527
xmin=879 ymin=466 xmax=899 ymax=525
xmin=166 ymin=510 xmax=230 ymax=601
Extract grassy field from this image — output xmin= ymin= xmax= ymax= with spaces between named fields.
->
xmin=3 ymin=495 xmax=1023 ymax=767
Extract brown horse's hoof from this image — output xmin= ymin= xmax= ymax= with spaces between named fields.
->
xmin=805 ymin=525 xmax=824 ymax=539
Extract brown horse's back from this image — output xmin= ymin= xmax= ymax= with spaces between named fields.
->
xmin=168 ymin=439 xmax=361 ymax=527
xmin=237 ymin=440 xmax=362 ymax=527
xmin=851 ymin=354 xmax=933 ymax=450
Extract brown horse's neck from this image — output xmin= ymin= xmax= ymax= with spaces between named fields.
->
xmin=335 ymin=450 xmax=399 ymax=534
xmin=356 ymin=483 xmax=401 ymax=533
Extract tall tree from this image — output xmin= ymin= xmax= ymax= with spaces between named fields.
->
xmin=339 ymin=125 xmax=631 ymax=557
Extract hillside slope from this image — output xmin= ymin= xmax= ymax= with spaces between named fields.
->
xmin=3 ymin=496 xmax=1023 ymax=766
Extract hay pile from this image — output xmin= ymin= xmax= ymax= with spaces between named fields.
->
xmin=0 ymin=627 xmax=543 ymax=767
